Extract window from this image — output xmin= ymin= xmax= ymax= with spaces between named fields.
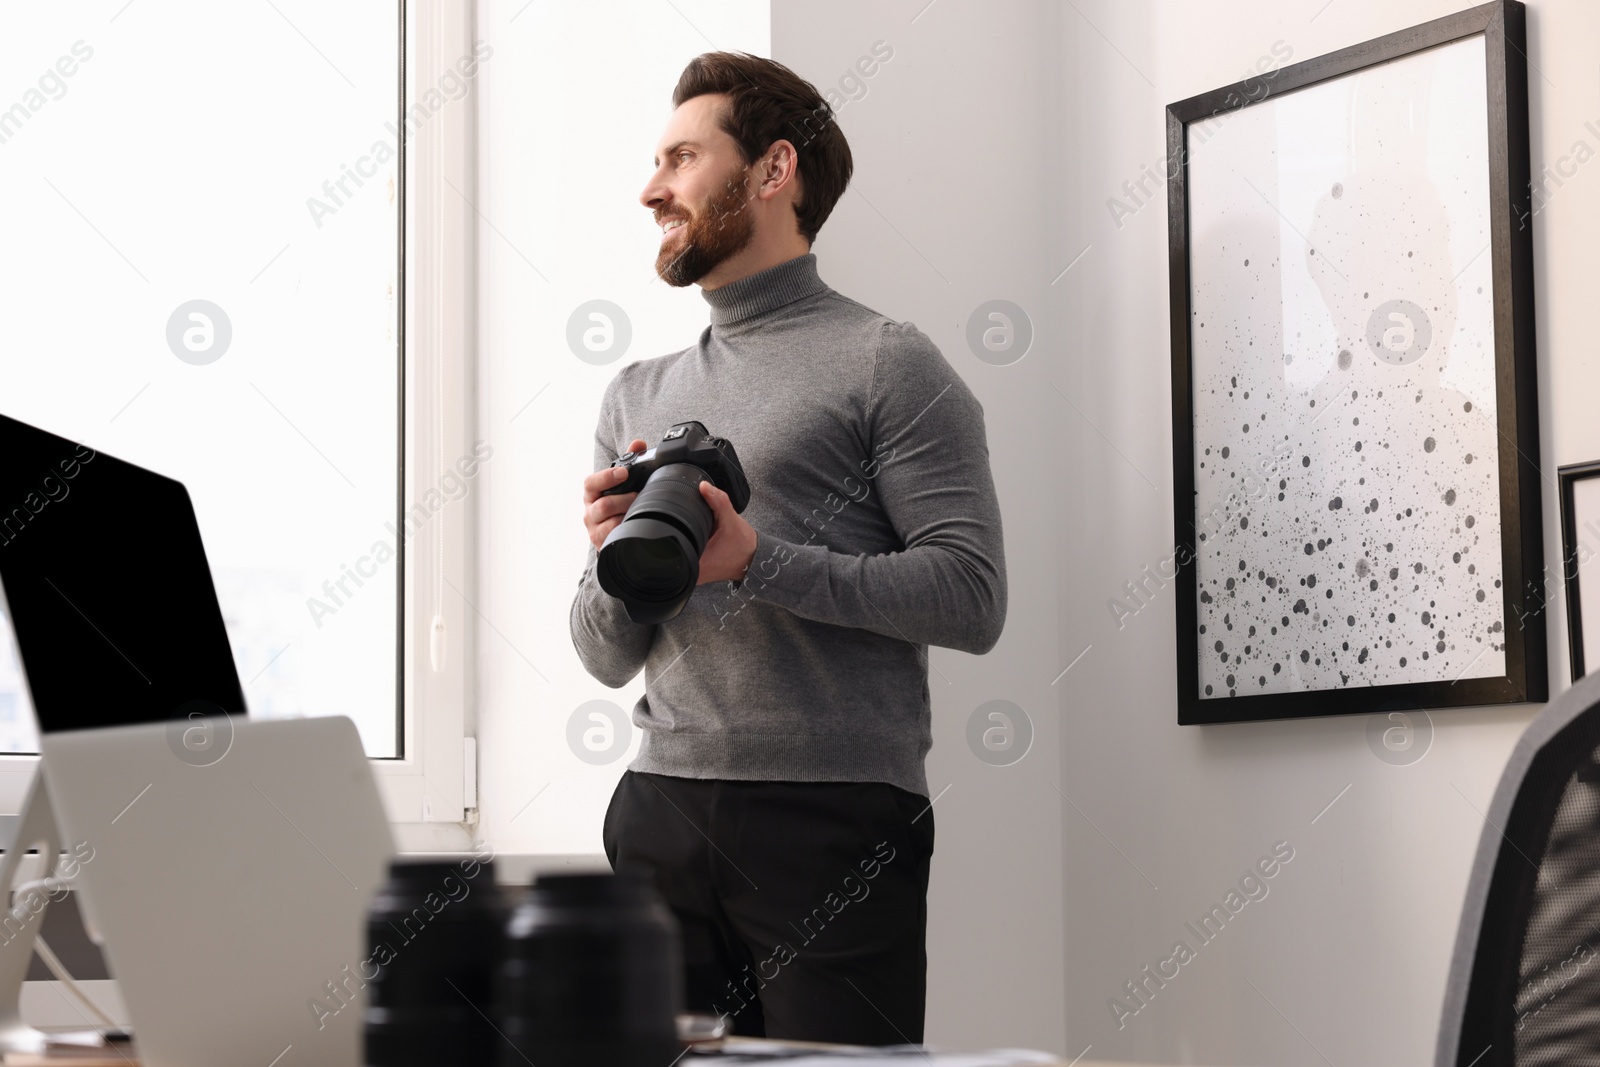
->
xmin=0 ymin=3 xmax=471 ymax=823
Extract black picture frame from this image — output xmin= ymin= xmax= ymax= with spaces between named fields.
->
xmin=1559 ymin=460 xmax=1600 ymax=682
xmin=1166 ymin=0 xmax=1545 ymax=726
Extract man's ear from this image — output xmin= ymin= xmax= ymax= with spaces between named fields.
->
xmin=757 ymin=140 xmax=799 ymax=201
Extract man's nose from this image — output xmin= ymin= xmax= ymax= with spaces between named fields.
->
xmin=639 ymin=175 xmax=670 ymax=210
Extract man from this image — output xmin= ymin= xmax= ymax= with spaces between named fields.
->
xmin=570 ymin=51 xmax=1007 ymax=1045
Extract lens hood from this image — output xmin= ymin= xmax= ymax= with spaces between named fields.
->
xmin=597 ymin=517 xmax=700 ymax=624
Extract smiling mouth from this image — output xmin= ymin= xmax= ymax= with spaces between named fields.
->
xmin=659 ymin=217 xmax=688 ymax=240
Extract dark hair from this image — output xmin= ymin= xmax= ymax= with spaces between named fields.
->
xmin=672 ymin=52 xmax=853 ymax=245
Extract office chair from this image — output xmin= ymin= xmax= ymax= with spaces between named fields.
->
xmin=1438 ymin=667 xmax=1600 ymax=1066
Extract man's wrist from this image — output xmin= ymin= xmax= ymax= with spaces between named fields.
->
xmin=732 ymin=528 xmax=762 ymax=588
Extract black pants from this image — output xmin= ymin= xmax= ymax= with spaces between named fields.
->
xmin=601 ymin=770 xmax=935 ymax=1045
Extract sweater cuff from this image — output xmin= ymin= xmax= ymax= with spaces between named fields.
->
xmin=743 ymin=527 xmax=828 ymax=609
xmin=582 ymin=546 xmax=654 ymax=626
xmin=582 ymin=562 xmax=635 ymax=627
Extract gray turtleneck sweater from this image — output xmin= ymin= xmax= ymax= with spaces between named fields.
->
xmin=568 ymin=253 xmax=1006 ymax=798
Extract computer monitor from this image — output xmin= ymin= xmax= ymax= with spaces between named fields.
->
xmin=0 ymin=412 xmax=244 ymax=733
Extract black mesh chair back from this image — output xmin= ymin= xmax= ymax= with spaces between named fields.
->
xmin=1438 ymin=668 xmax=1600 ymax=1066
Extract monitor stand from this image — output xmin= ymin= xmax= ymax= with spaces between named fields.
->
xmin=0 ymin=767 xmax=64 ymax=1054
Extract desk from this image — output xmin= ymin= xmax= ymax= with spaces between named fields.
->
xmin=2 ymin=1040 xmax=1075 ymax=1066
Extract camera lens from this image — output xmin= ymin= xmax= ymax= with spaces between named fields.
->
xmin=602 ymin=532 xmax=693 ymax=597
xmin=497 ymin=871 xmax=684 ymax=1067
xmin=364 ymin=858 xmax=507 ymax=1067
xmin=597 ymin=464 xmax=715 ymax=624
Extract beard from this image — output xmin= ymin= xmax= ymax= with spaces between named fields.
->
xmin=654 ymin=165 xmax=757 ymax=287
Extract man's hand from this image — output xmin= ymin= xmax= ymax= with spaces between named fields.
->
xmin=695 ymin=479 xmax=757 ymax=585
xmin=582 ymin=438 xmax=648 ymax=552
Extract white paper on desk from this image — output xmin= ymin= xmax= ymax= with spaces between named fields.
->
xmin=708 ymin=1050 xmax=1058 ymax=1066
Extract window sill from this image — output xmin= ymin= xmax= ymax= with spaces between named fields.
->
xmin=395 ymin=850 xmax=608 ymax=887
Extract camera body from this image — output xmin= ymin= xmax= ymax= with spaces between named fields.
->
xmin=601 ymin=421 xmax=751 ymax=512
xmin=596 ymin=421 xmax=751 ymax=624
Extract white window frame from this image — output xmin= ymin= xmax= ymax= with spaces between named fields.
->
xmin=372 ymin=0 xmax=478 ymax=848
xmin=0 ymin=3 xmax=479 ymax=848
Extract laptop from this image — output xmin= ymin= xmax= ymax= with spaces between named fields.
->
xmin=42 ymin=715 xmax=392 ymax=1066
xmin=0 ymin=413 xmax=246 ymax=732
xmin=0 ymin=413 xmax=394 ymax=1065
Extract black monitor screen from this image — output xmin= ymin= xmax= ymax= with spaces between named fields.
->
xmin=0 ymin=413 xmax=245 ymax=732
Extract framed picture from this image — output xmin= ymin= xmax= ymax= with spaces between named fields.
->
xmin=1560 ymin=461 xmax=1600 ymax=682
xmin=1166 ymin=0 xmax=1545 ymax=726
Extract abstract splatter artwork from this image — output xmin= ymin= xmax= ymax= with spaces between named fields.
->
xmin=1185 ymin=35 xmax=1507 ymax=700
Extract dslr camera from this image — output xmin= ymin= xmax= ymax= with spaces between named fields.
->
xmin=597 ymin=421 xmax=751 ymax=624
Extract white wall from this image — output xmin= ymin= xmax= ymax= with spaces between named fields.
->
xmin=1047 ymin=1 xmax=1600 ymax=1064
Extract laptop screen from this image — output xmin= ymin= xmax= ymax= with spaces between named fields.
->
xmin=0 ymin=413 xmax=245 ymax=734
xmin=0 ymin=593 xmax=36 ymax=753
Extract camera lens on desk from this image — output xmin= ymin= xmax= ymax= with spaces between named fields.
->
xmin=364 ymin=858 xmax=506 ymax=1067
xmin=498 ymin=871 xmax=685 ymax=1067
